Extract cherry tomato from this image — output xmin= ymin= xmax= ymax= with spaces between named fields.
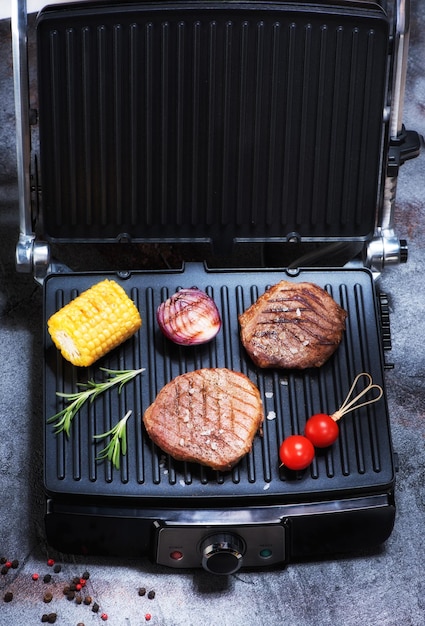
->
xmin=279 ymin=435 xmax=315 ymax=470
xmin=304 ymin=413 xmax=339 ymax=448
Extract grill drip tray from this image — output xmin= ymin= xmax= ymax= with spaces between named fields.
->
xmin=43 ymin=263 xmax=396 ymax=567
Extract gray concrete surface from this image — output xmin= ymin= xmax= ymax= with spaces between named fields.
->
xmin=1 ymin=4 xmax=424 ymax=625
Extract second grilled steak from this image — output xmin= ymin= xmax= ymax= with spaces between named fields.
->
xmin=239 ymin=280 xmax=347 ymax=369
xmin=143 ymin=368 xmax=263 ymax=471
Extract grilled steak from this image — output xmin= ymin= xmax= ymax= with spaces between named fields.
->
xmin=143 ymin=368 xmax=263 ymax=471
xmin=239 ymin=280 xmax=347 ymax=369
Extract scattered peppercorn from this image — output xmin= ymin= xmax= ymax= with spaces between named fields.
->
xmin=82 ymin=571 xmax=90 ymax=580
xmin=53 ymin=564 xmax=61 ymax=573
xmin=43 ymin=592 xmax=53 ymax=603
xmin=75 ymin=594 xmax=83 ymax=605
xmin=147 ymin=590 xmax=156 ymax=600
xmin=67 ymin=591 xmax=75 ymax=601
xmin=43 ymin=574 xmax=52 ymax=583
xmin=0 ymin=556 xmax=7 ymax=564
xmin=5 ymin=561 xmax=12 ymax=568
xmin=41 ymin=614 xmax=49 ymax=623
xmin=32 ymin=573 xmax=40 ymax=581
xmin=101 ymin=613 xmax=108 ymax=621
xmin=1 ymin=566 xmax=8 ymax=575
xmin=92 ymin=602 xmax=100 ymax=613
xmin=83 ymin=595 xmax=92 ymax=605
xmin=11 ymin=559 xmax=19 ymax=569
xmin=47 ymin=613 xmax=57 ymax=624
xmin=3 ymin=591 xmax=13 ymax=602
xmin=138 ymin=587 xmax=147 ymax=596
xmin=145 ymin=614 xmax=152 ymax=621
xmin=47 ymin=559 xmax=55 ymax=567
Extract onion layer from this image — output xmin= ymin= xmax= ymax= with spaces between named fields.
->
xmin=156 ymin=287 xmax=222 ymax=345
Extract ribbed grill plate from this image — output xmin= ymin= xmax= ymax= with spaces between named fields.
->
xmin=37 ymin=2 xmax=390 ymax=246
xmin=44 ymin=265 xmax=394 ymax=504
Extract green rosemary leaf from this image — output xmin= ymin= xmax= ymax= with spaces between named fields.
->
xmin=48 ymin=368 xmax=144 ymax=436
xmin=94 ymin=410 xmax=132 ymax=470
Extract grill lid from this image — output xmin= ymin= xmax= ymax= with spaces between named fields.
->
xmin=37 ymin=1 xmax=390 ymax=249
xmin=44 ymin=264 xmax=395 ymax=505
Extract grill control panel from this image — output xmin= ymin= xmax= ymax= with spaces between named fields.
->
xmin=154 ymin=522 xmax=286 ymax=573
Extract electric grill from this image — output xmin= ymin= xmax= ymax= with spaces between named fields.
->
xmin=12 ymin=0 xmax=421 ymax=574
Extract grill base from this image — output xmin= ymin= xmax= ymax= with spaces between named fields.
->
xmin=44 ymin=263 xmax=395 ymax=569
xmin=45 ymin=494 xmax=395 ymax=568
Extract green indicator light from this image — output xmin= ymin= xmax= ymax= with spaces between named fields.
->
xmin=259 ymin=548 xmax=272 ymax=558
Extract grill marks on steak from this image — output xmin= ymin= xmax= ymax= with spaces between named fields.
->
xmin=143 ymin=368 xmax=263 ymax=471
xmin=239 ymin=280 xmax=347 ymax=369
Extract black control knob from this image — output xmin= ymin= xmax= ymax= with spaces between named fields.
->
xmin=200 ymin=533 xmax=245 ymax=575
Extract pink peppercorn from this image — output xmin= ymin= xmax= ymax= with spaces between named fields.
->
xmin=101 ymin=613 xmax=108 ymax=621
xmin=47 ymin=559 xmax=55 ymax=567
xmin=32 ymin=573 xmax=39 ymax=581
xmin=5 ymin=561 xmax=12 ymax=569
xmin=145 ymin=615 xmax=152 ymax=622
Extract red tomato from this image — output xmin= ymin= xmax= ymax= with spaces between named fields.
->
xmin=279 ymin=435 xmax=315 ymax=470
xmin=304 ymin=413 xmax=339 ymax=448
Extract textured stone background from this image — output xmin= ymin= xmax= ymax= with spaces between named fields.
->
xmin=0 ymin=3 xmax=424 ymax=625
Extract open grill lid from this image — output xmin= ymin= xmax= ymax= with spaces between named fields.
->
xmin=36 ymin=1 xmax=391 ymax=250
xmin=44 ymin=264 xmax=395 ymax=505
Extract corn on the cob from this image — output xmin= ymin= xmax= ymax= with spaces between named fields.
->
xmin=47 ymin=279 xmax=142 ymax=367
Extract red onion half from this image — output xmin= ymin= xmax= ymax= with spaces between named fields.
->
xmin=156 ymin=287 xmax=222 ymax=345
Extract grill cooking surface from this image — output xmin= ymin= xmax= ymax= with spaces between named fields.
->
xmin=37 ymin=3 xmax=389 ymax=246
xmin=44 ymin=264 xmax=394 ymax=504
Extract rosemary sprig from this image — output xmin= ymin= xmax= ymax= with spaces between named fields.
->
xmin=48 ymin=367 xmax=145 ymax=436
xmin=94 ymin=409 xmax=132 ymax=470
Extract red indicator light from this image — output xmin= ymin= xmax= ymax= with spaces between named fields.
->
xmin=170 ymin=550 xmax=184 ymax=561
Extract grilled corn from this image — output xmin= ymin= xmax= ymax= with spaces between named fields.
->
xmin=47 ymin=279 xmax=142 ymax=367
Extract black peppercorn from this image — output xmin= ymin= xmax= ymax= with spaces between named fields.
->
xmin=43 ymin=592 xmax=53 ymax=603
xmin=92 ymin=601 xmax=100 ymax=613
xmin=147 ymin=590 xmax=156 ymax=599
xmin=43 ymin=574 xmax=52 ymax=583
xmin=3 ymin=591 xmax=13 ymax=602
xmin=138 ymin=587 xmax=147 ymax=596
xmin=1 ymin=566 xmax=9 ymax=575
xmin=53 ymin=564 xmax=61 ymax=573
xmin=47 ymin=613 xmax=57 ymax=624
xmin=11 ymin=559 xmax=19 ymax=569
